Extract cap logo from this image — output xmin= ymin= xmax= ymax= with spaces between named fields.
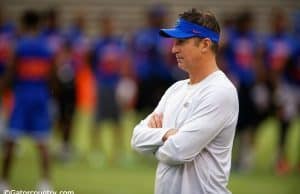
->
xmin=192 ymin=29 xmax=200 ymax=34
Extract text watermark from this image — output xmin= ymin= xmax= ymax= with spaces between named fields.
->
xmin=3 ymin=190 xmax=74 ymax=194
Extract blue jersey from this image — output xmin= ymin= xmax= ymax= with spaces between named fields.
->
xmin=7 ymin=35 xmax=54 ymax=139
xmin=65 ymin=26 xmax=82 ymax=43
xmin=285 ymin=37 xmax=300 ymax=85
xmin=289 ymin=11 xmax=300 ymax=86
xmin=225 ymin=30 xmax=257 ymax=86
xmin=66 ymin=26 xmax=91 ymax=71
xmin=92 ymin=36 xmax=125 ymax=87
xmin=14 ymin=36 xmax=53 ymax=100
xmin=131 ymin=27 xmax=173 ymax=81
xmin=264 ymin=33 xmax=297 ymax=81
xmin=0 ymin=22 xmax=15 ymax=76
xmin=41 ymin=28 xmax=64 ymax=56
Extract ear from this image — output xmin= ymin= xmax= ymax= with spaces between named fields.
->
xmin=201 ymin=38 xmax=212 ymax=52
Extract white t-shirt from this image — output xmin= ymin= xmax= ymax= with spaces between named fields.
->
xmin=131 ymin=70 xmax=239 ymax=194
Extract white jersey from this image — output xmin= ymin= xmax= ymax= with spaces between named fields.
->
xmin=131 ymin=70 xmax=239 ymax=194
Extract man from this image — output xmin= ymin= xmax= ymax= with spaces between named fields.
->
xmin=131 ymin=4 xmax=175 ymax=114
xmin=90 ymin=14 xmax=130 ymax=166
xmin=0 ymin=10 xmax=55 ymax=191
xmin=131 ymin=9 xmax=239 ymax=194
xmin=262 ymin=9 xmax=298 ymax=175
xmin=222 ymin=10 xmax=269 ymax=172
xmin=41 ymin=8 xmax=72 ymax=162
xmin=0 ymin=7 xmax=15 ymax=143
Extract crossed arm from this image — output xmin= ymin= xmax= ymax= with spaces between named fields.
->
xmin=130 ymin=112 xmax=178 ymax=155
xmin=147 ymin=113 xmax=178 ymax=142
xmin=131 ymin=88 xmax=236 ymax=166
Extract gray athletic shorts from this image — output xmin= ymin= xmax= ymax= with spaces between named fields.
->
xmin=95 ymin=85 xmax=121 ymax=123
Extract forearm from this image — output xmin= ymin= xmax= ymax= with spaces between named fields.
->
xmin=155 ymin=136 xmax=193 ymax=165
xmin=131 ymin=121 xmax=168 ymax=155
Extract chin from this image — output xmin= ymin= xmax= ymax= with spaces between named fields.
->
xmin=178 ymin=63 xmax=187 ymax=71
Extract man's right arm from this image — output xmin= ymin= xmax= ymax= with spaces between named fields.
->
xmin=131 ymin=114 xmax=169 ymax=155
xmin=131 ymin=82 xmax=179 ymax=155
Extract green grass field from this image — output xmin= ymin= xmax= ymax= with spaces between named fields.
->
xmin=1 ymin=112 xmax=300 ymax=194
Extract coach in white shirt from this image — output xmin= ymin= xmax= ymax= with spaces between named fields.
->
xmin=131 ymin=8 xmax=239 ymax=194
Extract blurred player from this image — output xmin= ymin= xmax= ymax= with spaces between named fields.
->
xmin=287 ymin=10 xmax=300 ymax=173
xmin=0 ymin=10 xmax=55 ymax=191
xmin=130 ymin=4 xmax=174 ymax=115
xmin=56 ymin=12 xmax=92 ymax=162
xmin=262 ymin=8 xmax=298 ymax=175
xmin=55 ymin=41 xmax=77 ymax=162
xmin=0 ymin=8 xmax=15 ymax=144
xmin=223 ymin=10 xmax=270 ymax=171
xmin=42 ymin=8 xmax=75 ymax=161
xmin=90 ymin=14 xmax=132 ymax=166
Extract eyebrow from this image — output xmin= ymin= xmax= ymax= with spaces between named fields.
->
xmin=176 ymin=38 xmax=188 ymax=41
xmin=174 ymin=38 xmax=189 ymax=44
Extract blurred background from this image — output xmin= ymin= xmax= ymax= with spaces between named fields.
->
xmin=0 ymin=0 xmax=299 ymax=193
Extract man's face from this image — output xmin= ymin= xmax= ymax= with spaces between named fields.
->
xmin=172 ymin=38 xmax=203 ymax=71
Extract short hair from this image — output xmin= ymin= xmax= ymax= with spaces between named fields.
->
xmin=179 ymin=9 xmax=220 ymax=54
xmin=21 ymin=10 xmax=40 ymax=29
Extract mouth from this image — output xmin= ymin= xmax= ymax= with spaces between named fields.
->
xmin=176 ymin=55 xmax=184 ymax=63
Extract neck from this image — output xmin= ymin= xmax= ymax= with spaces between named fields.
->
xmin=188 ymin=57 xmax=219 ymax=85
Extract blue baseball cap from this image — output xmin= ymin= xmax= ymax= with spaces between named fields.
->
xmin=159 ymin=18 xmax=220 ymax=43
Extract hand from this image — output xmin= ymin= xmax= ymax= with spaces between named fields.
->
xmin=147 ymin=113 xmax=163 ymax=128
xmin=162 ymin=129 xmax=178 ymax=142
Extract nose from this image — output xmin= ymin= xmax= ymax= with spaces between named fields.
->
xmin=172 ymin=43 xmax=179 ymax=54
